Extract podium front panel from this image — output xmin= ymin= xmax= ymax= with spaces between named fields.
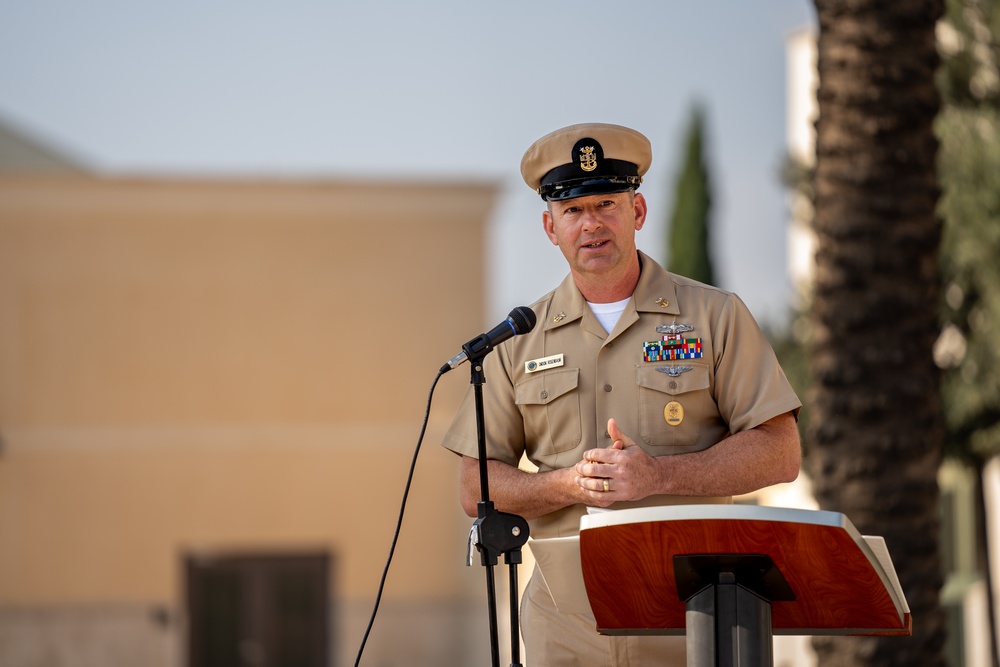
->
xmin=579 ymin=505 xmax=910 ymax=636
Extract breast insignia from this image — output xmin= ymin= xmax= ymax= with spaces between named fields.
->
xmin=664 ymin=401 xmax=684 ymax=427
xmin=656 ymin=366 xmax=693 ymax=377
xmin=656 ymin=322 xmax=694 ymax=335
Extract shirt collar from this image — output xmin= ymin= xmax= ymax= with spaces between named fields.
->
xmin=543 ymin=251 xmax=680 ymax=333
xmin=632 ymin=251 xmax=681 ymax=316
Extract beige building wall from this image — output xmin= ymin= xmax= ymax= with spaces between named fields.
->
xmin=0 ymin=175 xmax=500 ymax=666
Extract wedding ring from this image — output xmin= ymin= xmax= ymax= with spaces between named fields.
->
xmin=603 ymin=479 xmax=610 ymax=493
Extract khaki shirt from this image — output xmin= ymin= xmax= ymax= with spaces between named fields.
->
xmin=443 ymin=252 xmax=801 ymax=539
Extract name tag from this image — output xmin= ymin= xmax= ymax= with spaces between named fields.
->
xmin=525 ymin=353 xmax=565 ymax=374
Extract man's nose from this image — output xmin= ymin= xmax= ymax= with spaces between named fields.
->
xmin=581 ymin=208 xmax=603 ymax=231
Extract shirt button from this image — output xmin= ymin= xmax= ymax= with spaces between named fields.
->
xmin=603 ymin=384 xmax=613 ymax=392
xmin=540 ymin=390 xmax=548 ymax=400
xmin=669 ymin=381 xmax=678 ymax=390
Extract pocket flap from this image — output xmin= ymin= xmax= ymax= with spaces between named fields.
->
xmin=636 ymin=365 xmax=709 ymax=396
xmin=515 ymin=368 xmax=580 ymax=406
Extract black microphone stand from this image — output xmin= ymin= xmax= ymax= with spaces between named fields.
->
xmin=465 ymin=348 xmax=529 ymax=667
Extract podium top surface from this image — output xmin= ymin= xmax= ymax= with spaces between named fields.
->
xmin=581 ymin=504 xmax=848 ymax=532
xmin=578 ymin=504 xmax=911 ymax=636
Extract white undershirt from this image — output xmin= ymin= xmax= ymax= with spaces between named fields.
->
xmin=587 ymin=297 xmax=631 ymax=334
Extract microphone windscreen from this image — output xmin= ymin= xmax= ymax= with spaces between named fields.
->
xmin=508 ymin=306 xmax=537 ymax=335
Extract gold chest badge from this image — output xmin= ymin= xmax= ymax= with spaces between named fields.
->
xmin=664 ymin=401 xmax=684 ymax=427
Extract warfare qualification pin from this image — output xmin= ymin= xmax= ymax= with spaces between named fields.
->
xmin=657 ymin=366 xmax=693 ymax=377
xmin=656 ymin=322 xmax=694 ymax=335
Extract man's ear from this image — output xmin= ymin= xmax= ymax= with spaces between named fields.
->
xmin=542 ymin=209 xmax=559 ymax=246
xmin=633 ymin=192 xmax=648 ymax=231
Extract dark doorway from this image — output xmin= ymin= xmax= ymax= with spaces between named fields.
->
xmin=186 ymin=552 xmax=331 ymax=667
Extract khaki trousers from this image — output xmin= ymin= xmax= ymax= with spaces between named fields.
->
xmin=520 ymin=567 xmax=686 ymax=666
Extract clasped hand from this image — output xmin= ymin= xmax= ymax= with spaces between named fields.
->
xmin=573 ymin=418 xmax=662 ymax=506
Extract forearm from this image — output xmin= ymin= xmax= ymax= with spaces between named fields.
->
xmin=459 ymin=456 xmax=584 ymax=520
xmin=576 ymin=412 xmax=801 ymax=503
xmin=655 ymin=412 xmax=801 ymax=497
xmin=459 ymin=413 xmax=801 ymax=517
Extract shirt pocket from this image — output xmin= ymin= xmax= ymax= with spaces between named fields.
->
xmin=514 ymin=368 xmax=582 ymax=455
xmin=636 ymin=365 xmax=713 ymax=450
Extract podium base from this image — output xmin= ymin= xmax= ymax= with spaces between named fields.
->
xmin=677 ymin=554 xmax=794 ymax=667
xmin=686 ymin=574 xmax=773 ymax=667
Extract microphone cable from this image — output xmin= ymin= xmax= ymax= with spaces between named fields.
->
xmin=353 ymin=366 xmax=446 ymax=667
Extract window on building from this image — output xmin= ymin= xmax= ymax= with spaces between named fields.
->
xmin=185 ymin=552 xmax=331 ymax=667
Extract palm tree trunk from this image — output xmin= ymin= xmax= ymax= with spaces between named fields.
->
xmin=809 ymin=1 xmax=947 ymax=665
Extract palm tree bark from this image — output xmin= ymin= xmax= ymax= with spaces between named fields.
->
xmin=809 ymin=1 xmax=947 ymax=665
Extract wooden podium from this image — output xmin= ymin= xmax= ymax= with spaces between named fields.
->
xmin=575 ymin=505 xmax=910 ymax=666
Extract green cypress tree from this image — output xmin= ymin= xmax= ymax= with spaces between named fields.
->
xmin=936 ymin=2 xmax=1000 ymax=661
xmin=666 ymin=104 xmax=714 ymax=285
xmin=937 ymin=0 xmax=1000 ymax=472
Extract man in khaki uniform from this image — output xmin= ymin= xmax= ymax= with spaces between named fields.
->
xmin=442 ymin=123 xmax=802 ymax=666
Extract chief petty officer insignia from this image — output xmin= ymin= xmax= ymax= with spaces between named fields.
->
xmin=643 ymin=332 xmax=703 ymax=362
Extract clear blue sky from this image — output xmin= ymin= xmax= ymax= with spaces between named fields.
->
xmin=0 ymin=0 xmax=816 ymax=325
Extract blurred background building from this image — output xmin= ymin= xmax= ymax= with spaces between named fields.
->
xmin=0 ymin=120 xmax=502 ymax=666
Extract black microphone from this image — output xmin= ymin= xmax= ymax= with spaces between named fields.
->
xmin=441 ymin=306 xmax=537 ymax=373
